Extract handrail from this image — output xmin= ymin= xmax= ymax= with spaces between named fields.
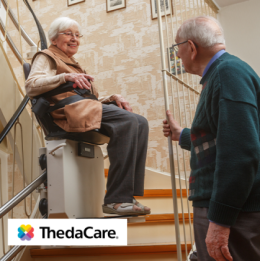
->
xmin=0 ymin=246 xmax=25 ymax=261
xmin=0 ymin=96 xmax=30 ymax=144
xmin=0 ymin=18 xmax=26 ymax=64
xmin=0 ymin=170 xmax=47 ymax=219
xmin=0 ymin=210 xmax=47 ymax=261
xmin=0 ymin=0 xmax=47 ymax=144
xmin=0 ymin=0 xmax=36 ymax=47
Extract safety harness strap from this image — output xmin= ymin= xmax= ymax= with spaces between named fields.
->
xmin=48 ymin=95 xmax=90 ymax=113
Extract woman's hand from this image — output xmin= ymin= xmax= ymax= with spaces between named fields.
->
xmin=111 ymin=94 xmax=133 ymax=112
xmin=65 ymin=73 xmax=94 ymax=90
xmin=163 ymin=110 xmax=183 ymax=141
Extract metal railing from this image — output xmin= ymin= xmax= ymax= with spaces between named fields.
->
xmin=0 ymin=18 xmax=26 ymax=64
xmin=156 ymin=0 xmax=218 ymax=260
xmin=0 ymin=1 xmax=46 ymax=260
xmin=1 ymin=0 xmax=36 ymax=47
xmin=0 ymin=171 xmax=46 ymax=261
xmin=0 ymin=171 xmax=46 ymax=219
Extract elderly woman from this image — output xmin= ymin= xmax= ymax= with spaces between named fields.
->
xmin=25 ymin=17 xmax=150 ymax=216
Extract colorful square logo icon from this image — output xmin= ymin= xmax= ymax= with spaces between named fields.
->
xmin=18 ymin=225 xmax=34 ymax=241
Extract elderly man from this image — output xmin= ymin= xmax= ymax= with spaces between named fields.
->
xmin=163 ymin=16 xmax=260 ymax=261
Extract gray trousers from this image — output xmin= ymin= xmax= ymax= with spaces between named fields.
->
xmin=100 ymin=104 xmax=149 ymax=204
xmin=194 ymin=207 xmax=260 ymax=261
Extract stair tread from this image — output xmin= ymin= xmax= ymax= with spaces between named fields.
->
xmin=105 ymin=189 xmax=188 ymax=198
xmin=30 ymin=243 xmax=192 ymax=257
xmin=104 ymin=169 xmax=188 ymax=197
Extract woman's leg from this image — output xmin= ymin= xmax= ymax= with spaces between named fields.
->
xmin=132 ymin=113 xmax=149 ymax=196
xmin=101 ymin=104 xmax=143 ymax=204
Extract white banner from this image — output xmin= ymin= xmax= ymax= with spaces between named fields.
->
xmin=8 ymin=219 xmax=127 ymax=246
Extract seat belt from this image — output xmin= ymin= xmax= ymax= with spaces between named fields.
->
xmin=48 ymin=95 xmax=86 ymax=113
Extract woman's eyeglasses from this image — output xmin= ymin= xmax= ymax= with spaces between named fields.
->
xmin=59 ymin=32 xmax=83 ymax=39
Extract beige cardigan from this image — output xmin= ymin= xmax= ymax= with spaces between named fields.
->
xmin=25 ymin=45 xmax=114 ymax=133
xmin=25 ymin=53 xmax=112 ymax=103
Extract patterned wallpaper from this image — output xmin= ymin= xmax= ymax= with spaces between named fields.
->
xmin=5 ymin=0 xmax=216 ymax=174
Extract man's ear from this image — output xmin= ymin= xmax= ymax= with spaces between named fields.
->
xmin=188 ymin=40 xmax=197 ymax=60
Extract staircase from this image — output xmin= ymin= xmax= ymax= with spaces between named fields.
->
xmin=27 ymin=168 xmax=194 ymax=261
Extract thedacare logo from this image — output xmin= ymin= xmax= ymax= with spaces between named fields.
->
xmin=9 ymin=219 xmax=127 ymax=246
xmin=39 ymin=227 xmax=118 ymax=239
xmin=18 ymin=224 xmax=34 ymax=241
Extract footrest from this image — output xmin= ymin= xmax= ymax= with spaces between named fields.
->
xmin=77 ymin=215 xmax=146 ymax=224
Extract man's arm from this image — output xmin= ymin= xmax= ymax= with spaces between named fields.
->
xmin=163 ymin=110 xmax=191 ymax=151
xmin=208 ymin=98 xmax=259 ymax=224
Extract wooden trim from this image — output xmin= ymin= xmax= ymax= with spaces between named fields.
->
xmin=205 ymin=0 xmax=219 ymax=13
xmin=30 ymin=244 xmax=192 ymax=258
xmin=128 ymin=213 xmax=193 ymax=226
xmin=104 ymin=169 xmax=108 ymax=177
xmin=136 ymin=189 xmax=187 ymax=198
xmin=146 ymin=213 xmax=193 ymax=223
xmin=104 ymin=189 xmax=188 ymax=198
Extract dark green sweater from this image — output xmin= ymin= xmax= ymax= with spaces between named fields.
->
xmin=180 ymin=52 xmax=260 ymax=226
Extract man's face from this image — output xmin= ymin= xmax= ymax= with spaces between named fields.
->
xmin=175 ymin=34 xmax=193 ymax=74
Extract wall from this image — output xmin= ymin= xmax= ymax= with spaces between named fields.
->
xmin=218 ymin=0 xmax=260 ymax=75
xmin=4 ymin=0 xmax=216 ymax=174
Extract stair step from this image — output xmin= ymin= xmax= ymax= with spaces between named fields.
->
xmin=30 ymin=243 xmax=192 ymax=258
xmin=104 ymin=169 xmax=189 ymax=191
xmin=136 ymin=197 xmax=192 ymax=214
xmin=128 ymin=220 xmax=193 ymax=245
xmin=131 ymin=213 xmax=193 ymax=225
xmin=105 ymin=189 xmax=188 ymax=198
xmin=136 ymin=189 xmax=188 ymax=198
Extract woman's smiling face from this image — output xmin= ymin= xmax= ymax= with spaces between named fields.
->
xmin=51 ymin=24 xmax=80 ymax=58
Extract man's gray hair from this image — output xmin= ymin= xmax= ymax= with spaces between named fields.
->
xmin=48 ymin=17 xmax=81 ymax=42
xmin=178 ymin=16 xmax=225 ymax=47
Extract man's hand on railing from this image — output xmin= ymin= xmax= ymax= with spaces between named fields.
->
xmin=206 ymin=222 xmax=233 ymax=261
xmin=65 ymin=73 xmax=94 ymax=90
xmin=163 ymin=110 xmax=183 ymax=141
xmin=110 ymin=94 xmax=133 ymax=112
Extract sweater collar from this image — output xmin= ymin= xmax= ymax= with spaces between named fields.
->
xmin=202 ymin=50 xmax=226 ymax=77
xmin=200 ymin=52 xmax=229 ymax=85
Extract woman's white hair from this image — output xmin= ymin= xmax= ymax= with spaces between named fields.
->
xmin=48 ymin=17 xmax=81 ymax=42
xmin=178 ymin=16 xmax=225 ymax=48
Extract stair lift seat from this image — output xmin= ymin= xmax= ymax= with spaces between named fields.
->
xmin=23 ymin=63 xmax=108 ymax=219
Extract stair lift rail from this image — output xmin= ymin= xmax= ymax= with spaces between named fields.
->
xmin=156 ymin=0 xmax=219 ymax=260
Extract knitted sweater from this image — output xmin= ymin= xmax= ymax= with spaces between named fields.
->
xmin=180 ymin=52 xmax=260 ymax=226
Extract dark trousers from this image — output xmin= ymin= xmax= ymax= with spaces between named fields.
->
xmin=100 ymin=104 xmax=149 ymax=204
xmin=194 ymin=207 xmax=260 ymax=261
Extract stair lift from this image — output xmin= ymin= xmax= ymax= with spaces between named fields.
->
xmin=23 ymin=63 xmax=111 ymax=219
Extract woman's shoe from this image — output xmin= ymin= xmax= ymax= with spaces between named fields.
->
xmin=133 ymin=198 xmax=151 ymax=214
xmin=102 ymin=203 xmax=147 ymax=215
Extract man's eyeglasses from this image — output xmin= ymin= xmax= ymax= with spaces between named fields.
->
xmin=59 ymin=32 xmax=83 ymax=39
xmin=172 ymin=40 xmax=188 ymax=52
